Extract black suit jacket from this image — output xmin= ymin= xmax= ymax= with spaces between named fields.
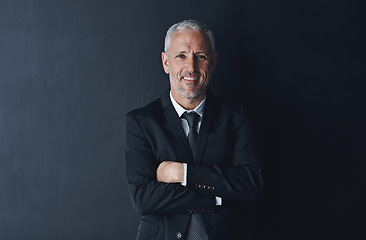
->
xmin=125 ymin=90 xmax=262 ymax=240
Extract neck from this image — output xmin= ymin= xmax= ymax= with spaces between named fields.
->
xmin=171 ymin=90 xmax=206 ymax=110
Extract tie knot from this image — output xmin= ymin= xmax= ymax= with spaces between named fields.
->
xmin=182 ymin=111 xmax=200 ymax=129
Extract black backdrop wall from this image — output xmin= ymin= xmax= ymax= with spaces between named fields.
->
xmin=0 ymin=0 xmax=365 ymax=239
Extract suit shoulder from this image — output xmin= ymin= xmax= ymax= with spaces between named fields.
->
xmin=126 ymin=97 xmax=163 ymax=120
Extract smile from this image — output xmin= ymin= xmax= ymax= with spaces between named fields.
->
xmin=183 ymin=76 xmax=199 ymax=80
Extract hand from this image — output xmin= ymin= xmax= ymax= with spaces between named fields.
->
xmin=156 ymin=161 xmax=184 ymax=183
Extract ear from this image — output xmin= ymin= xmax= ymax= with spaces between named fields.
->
xmin=161 ymin=52 xmax=169 ymax=74
xmin=210 ymin=53 xmax=218 ymax=73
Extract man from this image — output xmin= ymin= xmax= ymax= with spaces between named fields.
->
xmin=125 ymin=20 xmax=262 ymax=240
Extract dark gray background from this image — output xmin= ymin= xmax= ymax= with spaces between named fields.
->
xmin=1 ymin=0 xmax=365 ymax=239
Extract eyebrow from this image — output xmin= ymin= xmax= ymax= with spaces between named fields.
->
xmin=174 ymin=51 xmax=207 ymax=55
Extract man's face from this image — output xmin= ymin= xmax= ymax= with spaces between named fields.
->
xmin=162 ymin=30 xmax=217 ymax=100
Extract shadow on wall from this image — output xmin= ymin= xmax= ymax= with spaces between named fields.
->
xmin=209 ymin=23 xmax=317 ymax=240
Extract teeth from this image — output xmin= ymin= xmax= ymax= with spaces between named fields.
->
xmin=183 ymin=77 xmax=198 ymax=80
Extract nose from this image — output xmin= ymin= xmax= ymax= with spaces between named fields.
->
xmin=186 ymin=56 xmax=198 ymax=73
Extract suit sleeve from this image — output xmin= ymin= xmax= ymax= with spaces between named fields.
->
xmin=186 ymin=106 xmax=263 ymax=201
xmin=125 ymin=112 xmax=216 ymax=215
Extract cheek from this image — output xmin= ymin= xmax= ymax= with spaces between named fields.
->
xmin=200 ymin=65 xmax=210 ymax=74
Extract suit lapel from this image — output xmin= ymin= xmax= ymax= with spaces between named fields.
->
xmin=162 ymin=91 xmax=193 ymax=163
xmin=195 ymin=91 xmax=215 ymax=164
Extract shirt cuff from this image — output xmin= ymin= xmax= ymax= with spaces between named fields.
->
xmin=181 ymin=163 xmax=187 ymax=186
xmin=215 ymin=197 xmax=222 ymax=206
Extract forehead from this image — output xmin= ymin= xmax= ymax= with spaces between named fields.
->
xmin=170 ymin=29 xmax=211 ymax=53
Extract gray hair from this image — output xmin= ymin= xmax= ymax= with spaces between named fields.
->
xmin=164 ymin=20 xmax=215 ymax=55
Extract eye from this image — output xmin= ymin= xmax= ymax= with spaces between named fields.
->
xmin=197 ymin=55 xmax=208 ymax=60
xmin=175 ymin=54 xmax=185 ymax=59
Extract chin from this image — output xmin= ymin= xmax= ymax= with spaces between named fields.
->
xmin=179 ymin=88 xmax=204 ymax=99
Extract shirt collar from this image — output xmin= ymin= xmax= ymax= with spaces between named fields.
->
xmin=169 ymin=91 xmax=206 ymax=118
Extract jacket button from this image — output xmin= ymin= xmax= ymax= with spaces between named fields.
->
xmin=176 ymin=232 xmax=183 ymax=239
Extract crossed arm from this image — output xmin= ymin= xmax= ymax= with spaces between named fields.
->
xmin=125 ymin=109 xmax=262 ymax=215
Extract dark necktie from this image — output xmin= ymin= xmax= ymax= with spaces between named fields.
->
xmin=181 ymin=112 xmax=208 ymax=240
xmin=182 ymin=111 xmax=200 ymax=160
